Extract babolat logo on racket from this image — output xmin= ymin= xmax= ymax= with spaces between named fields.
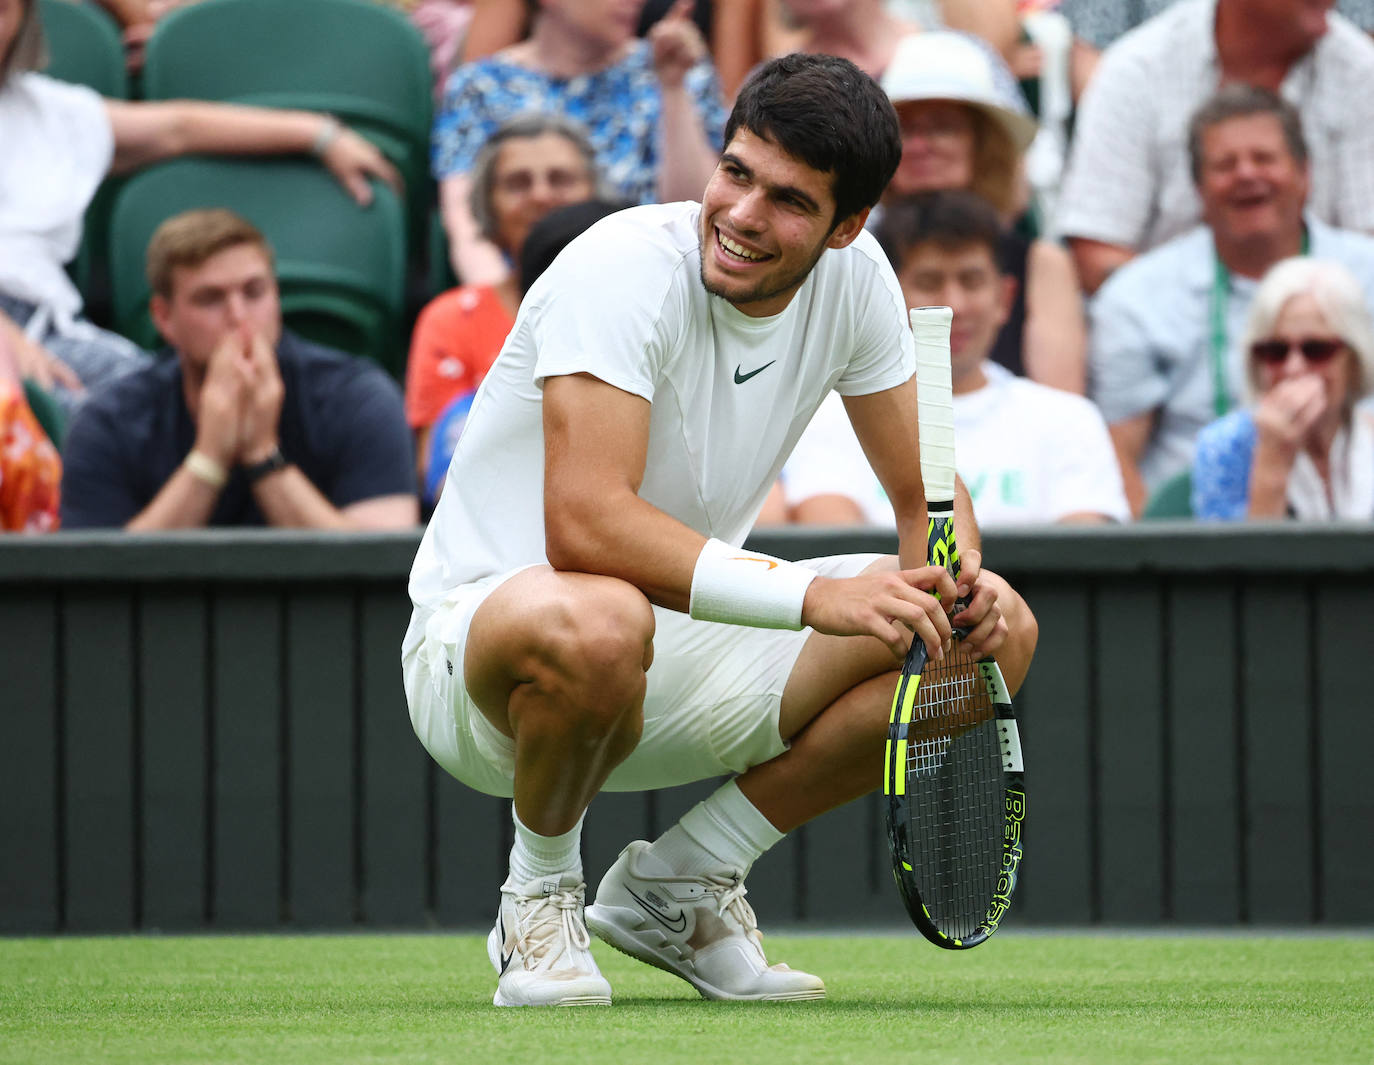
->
xmin=983 ymin=789 xmax=1026 ymax=936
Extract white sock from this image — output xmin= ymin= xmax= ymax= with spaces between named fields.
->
xmin=646 ymin=779 xmax=784 ymax=877
xmin=508 ymin=804 xmax=584 ymax=888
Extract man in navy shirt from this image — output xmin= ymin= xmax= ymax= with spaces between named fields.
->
xmin=61 ymin=209 xmax=418 ymax=530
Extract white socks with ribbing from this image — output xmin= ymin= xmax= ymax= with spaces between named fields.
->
xmin=508 ymin=805 xmax=584 ymax=887
xmin=507 ymin=779 xmax=782 ymax=886
xmin=645 ymin=779 xmax=784 ymax=877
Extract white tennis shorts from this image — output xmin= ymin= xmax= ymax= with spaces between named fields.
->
xmin=401 ymin=554 xmax=882 ymax=798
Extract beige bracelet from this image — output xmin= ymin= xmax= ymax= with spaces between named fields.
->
xmin=311 ymin=116 xmax=342 ymax=157
xmin=184 ymin=449 xmax=227 ymax=490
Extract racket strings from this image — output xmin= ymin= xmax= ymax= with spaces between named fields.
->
xmin=904 ymin=645 xmax=1003 ymax=940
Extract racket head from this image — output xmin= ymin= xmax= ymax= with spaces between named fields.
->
xmin=885 ymin=634 xmax=1024 ymax=949
xmin=883 ymin=305 xmax=1025 ymax=949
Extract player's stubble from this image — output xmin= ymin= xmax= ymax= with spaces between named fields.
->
xmin=697 ymin=226 xmax=833 ymax=312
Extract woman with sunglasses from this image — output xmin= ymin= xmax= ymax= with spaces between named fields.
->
xmin=1192 ymin=257 xmax=1374 ymax=520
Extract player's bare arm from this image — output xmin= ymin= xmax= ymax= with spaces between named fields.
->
xmin=800 ymin=565 xmax=956 ymax=661
xmin=843 ymin=378 xmax=1012 ymax=663
xmin=544 ymin=372 xmax=954 ymax=661
xmin=840 ymin=380 xmax=927 ymax=561
xmin=541 ymin=372 xmax=703 ymax=610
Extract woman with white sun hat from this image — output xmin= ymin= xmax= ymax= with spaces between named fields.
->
xmin=878 ymin=29 xmax=1086 ymax=393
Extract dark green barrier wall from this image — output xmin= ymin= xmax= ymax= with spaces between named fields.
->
xmin=2 ymin=525 xmax=1372 ymax=932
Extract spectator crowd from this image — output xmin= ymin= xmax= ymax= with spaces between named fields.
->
xmin=4 ymin=0 xmax=1374 ymax=532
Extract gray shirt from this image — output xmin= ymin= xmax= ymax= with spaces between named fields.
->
xmin=1059 ymin=0 xmax=1374 ymax=48
xmin=1055 ymin=0 xmax=1374 ymax=252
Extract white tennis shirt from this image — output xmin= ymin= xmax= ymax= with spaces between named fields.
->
xmin=783 ymin=364 xmax=1130 ymax=527
xmin=408 ymin=201 xmax=915 ymax=610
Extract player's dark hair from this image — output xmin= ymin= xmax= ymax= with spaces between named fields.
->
xmin=1187 ymin=84 xmax=1308 ymax=185
xmin=874 ymin=190 xmax=1005 ymax=271
xmin=725 ymin=53 xmax=901 ymax=226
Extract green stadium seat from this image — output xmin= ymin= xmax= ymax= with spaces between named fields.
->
xmin=1141 ymin=469 xmax=1194 ymax=519
xmin=107 ymin=157 xmax=407 ymax=375
xmin=22 ymin=379 xmax=67 ymax=450
xmin=427 ymin=207 xmax=458 ymax=296
xmin=38 ymin=0 xmax=127 ymax=98
xmin=140 ymin=0 xmax=434 ymax=251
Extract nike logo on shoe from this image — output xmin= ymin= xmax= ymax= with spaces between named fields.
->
xmin=626 ymin=886 xmax=688 ymax=933
xmin=733 ymin=361 xmax=776 ymax=384
xmin=498 ymin=915 xmax=514 ymax=973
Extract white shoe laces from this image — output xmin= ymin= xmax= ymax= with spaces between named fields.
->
xmin=704 ymin=873 xmax=763 ymax=944
xmin=513 ymin=888 xmax=590 ymax=970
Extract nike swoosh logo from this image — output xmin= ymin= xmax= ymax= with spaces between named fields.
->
xmin=626 ymin=887 xmax=688 ymax=933
xmin=498 ymin=915 xmax=514 ymax=973
xmin=731 ymin=556 xmax=777 ymax=570
xmin=733 ymin=360 xmax=776 ymax=384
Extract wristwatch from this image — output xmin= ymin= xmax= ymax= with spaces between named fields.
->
xmin=243 ymin=446 xmax=289 ymax=484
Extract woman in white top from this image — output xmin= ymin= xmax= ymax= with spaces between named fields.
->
xmin=0 ymin=0 xmax=398 ymax=413
xmin=1192 ymin=258 xmax=1374 ymax=521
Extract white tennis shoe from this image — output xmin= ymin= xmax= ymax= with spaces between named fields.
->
xmin=486 ymin=872 xmax=612 ymax=1007
xmin=584 ymin=840 xmax=825 ymax=1001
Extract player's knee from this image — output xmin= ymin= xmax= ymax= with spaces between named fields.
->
xmin=574 ymin=582 xmax=654 ymax=678
xmin=546 ymin=582 xmax=654 ymax=714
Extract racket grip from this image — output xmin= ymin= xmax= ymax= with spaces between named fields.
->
xmin=911 ymin=306 xmax=956 ymax=505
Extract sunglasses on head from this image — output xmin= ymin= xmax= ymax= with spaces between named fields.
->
xmin=1249 ymin=337 xmax=1346 ymax=365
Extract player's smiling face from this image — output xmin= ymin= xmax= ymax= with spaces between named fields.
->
xmin=698 ymin=128 xmax=868 ymax=317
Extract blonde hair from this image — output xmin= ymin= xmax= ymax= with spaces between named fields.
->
xmin=890 ymin=102 xmax=1020 ymax=217
xmin=1239 ymin=257 xmax=1374 ymax=410
xmin=146 ymin=209 xmax=275 ymax=299
xmin=966 ymin=108 xmax=1018 ymax=218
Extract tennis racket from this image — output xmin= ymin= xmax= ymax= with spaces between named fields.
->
xmin=883 ymin=305 xmax=1026 ymax=950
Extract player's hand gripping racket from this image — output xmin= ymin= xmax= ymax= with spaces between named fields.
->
xmin=883 ymin=305 xmax=1025 ymax=949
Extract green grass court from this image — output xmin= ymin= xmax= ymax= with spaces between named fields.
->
xmin=3 ymin=932 xmax=1371 ymax=1064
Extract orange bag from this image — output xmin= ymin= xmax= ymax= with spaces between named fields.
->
xmin=0 ymin=380 xmax=61 ymax=532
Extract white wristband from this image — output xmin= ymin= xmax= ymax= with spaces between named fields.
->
xmin=688 ymin=538 xmax=817 ymax=630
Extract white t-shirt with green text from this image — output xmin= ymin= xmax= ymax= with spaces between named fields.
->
xmin=783 ymin=362 xmax=1129 ymax=527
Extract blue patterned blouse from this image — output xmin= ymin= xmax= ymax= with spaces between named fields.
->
xmin=1191 ymin=409 xmax=1258 ymax=520
xmin=431 ymin=41 xmax=727 ymax=206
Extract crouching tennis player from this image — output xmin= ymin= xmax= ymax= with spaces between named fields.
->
xmin=403 ymin=53 xmax=1038 ymax=1006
